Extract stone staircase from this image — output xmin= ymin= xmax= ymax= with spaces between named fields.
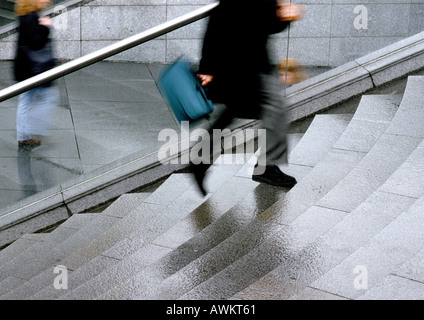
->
xmin=0 ymin=0 xmax=15 ymax=26
xmin=1 ymin=76 xmax=424 ymax=300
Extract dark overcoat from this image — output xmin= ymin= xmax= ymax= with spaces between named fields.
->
xmin=14 ymin=11 xmax=52 ymax=82
xmin=198 ymin=0 xmax=290 ymax=119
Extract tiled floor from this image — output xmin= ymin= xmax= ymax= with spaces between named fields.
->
xmin=0 ymin=61 xmax=178 ymax=213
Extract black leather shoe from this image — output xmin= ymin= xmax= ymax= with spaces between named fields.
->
xmin=252 ymin=164 xmax=297 ymax=188
xmin=18 ymin=139 xmax=41 ymax=149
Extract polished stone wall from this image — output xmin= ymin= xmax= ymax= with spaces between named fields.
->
xmin=1 ymin=0 xmax=424 ymax=67
xmin=279 ymin=0 xmax=424 ymax=67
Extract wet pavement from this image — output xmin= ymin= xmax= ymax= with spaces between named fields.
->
xmin=0 ymin=60 xmax=179 ymax=214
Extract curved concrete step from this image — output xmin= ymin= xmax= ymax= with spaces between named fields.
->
xmin=132 ymin=83 xmax=417 ymax=299
xmin=81 ymin=114 xmax=363 ymax=300
xmin=32 ymin=173 xmax=259 ymax=299
xmin=314 ymin=77 xmax=424 ymax=214
xmin=0 ymin=189 xmax=173 ymax=299
xmin=309 ymin=193 xmax=424 ymax=300
xmin=66 ymin=98 xmax=400 ymax=297
xmin=237 ymin=114 xmax=352 ymax=180
xmin=366 ymin=244 xmax=424 ymax=300
xmin=332 ymin=94 xmax=401 ymax=153
xmin=2 ymin=74 xmax=420 ymax=297
xmin=0 ymin=193 xmax=153 ymax=299
xmin=0 ymin=100 xmax=384 ymax=300
xmin=178 ymin=77 xmax=424 ymax=300
xmin=60 ymin=175 xmax=260 ymax=299
xmin=0 ymin=213 xmax=96 ymax=297
xmin=22 ymin=130 xmax=304 ymax=300
xmin=0 ymin=233 xmax=46 ymax=296
xmin=56 ymin=169 xmax=237 ymax=271
xmin=0 ymin=213 xmax=94 ymax=281
xmin=32 ymin=115 xmax=348 ymax=299
xmin=0 ymin=213 xmax=127 ymax=299
xmin=6 ymin=158 xmax=247 ymax=299
xmin=0 ymin=233 xmax=46 ymax=262
xmin=235 ymin=141 xmax=424 ymax=299
xmin=180 ymin=147 xmax=421 ymax=299
xmin=305 ymin=140 xmax=424 ymax=299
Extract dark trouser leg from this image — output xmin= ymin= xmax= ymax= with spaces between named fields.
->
xmin=257 ymin=73 xmax=289 ymax=167
xmin=190 ymin=106 xmax=236 ymax=195
xmin=252 ymin=73 xmax=296 ymax=188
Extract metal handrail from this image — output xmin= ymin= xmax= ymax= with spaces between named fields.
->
xmin=0 ymin=2 xmax=218 ymax=102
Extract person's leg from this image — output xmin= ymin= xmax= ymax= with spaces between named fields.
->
xmin=252 ymin=73 xmax=296 ymax=188
xmin=17 ymin=88 xmax=37 ymax=144
xmin=190 ymin=106 xmax=236 ymax=196
xmin=29 ymin=85 xmax=59 ymax=138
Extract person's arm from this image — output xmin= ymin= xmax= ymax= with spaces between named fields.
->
xmin=276 ymin=2 xmax=305 ymax=22
xmin=197 ymin=74 xmax=214 ymax=86
xmin=267 ymin=1 xmax=305 ymax=34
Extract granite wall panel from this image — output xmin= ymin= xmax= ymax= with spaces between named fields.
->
xmin=0 ymin=1 xmax=423 ymax=67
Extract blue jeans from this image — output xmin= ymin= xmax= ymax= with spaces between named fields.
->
xmin=16 ymin=85 xmax=59 ymax=141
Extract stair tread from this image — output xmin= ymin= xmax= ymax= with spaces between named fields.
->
xmin=87 ymin=114 xmax=356 ymax=299
xmin=9 ymin=254 xmax=120 ymax=300
xmin=1 ymin=193 xmax=154 ymax=298
xmin=236 ymin=140 xmax=424 ymax=300
xmin=0 ymin=213 xmax=120 ymax=298
xmin=57 ymin=166 xmax=238 ymax=272
xmin=384 ymin=76 xmax=424 ymax=139
xmin=42 ymin=115 xmax=350 ymax=298
xmin=317 ymin=134 xmax=421 ymax=213
xmin=310 ymin=193 xmax=424 ymax=299
xmin=57 ymin=244 xmax=172 ymax=300
xmin=0 ymin=214 xmax=95 ymax=283
xmin=17 ymin=159 xmax=245 ymax=299
xmin=287 ymin=114 xmax=352 ymax=167
xmin=316 ymin=79 xmax=424 ymax=213
xmin=59 ymin=144 xmax=306 ymax=297
xmin=150 ymin=114 xmax=350 ymax=250
xmin=236 ymin=114 xmax=350 ymax=180
xmin=141 ymin=83 xmax=418 ymax=299
xmin=357 ymin=274 xmax=424 ymax=300
xmin=142 ymin=174 xmax=195 ymax=206
xmin=4 ymin=73 xmax=424 ymax=300
xmin=186 ymin=81 xmax=424 ymax=300
xmin=29 ymin=255 xmax=120 ymax=300
xmin=99 ymin=192 xmax=152 ymax=218
xmin=63 ymin=175 xmax=259 ymax=300
xmin=0 ymin=112 xmax=345 ymax=300
xmin=0 ymin=276 xmax=26 ymax=297
xmin=1 ymin=206 xmax=158 ymax=299
xmin=0 ymin=233 xmax=46 ymax=262
xmin=333 ymin=94 xmax=401 ymax=153
xmin=0 ymin=8 xmax=15 ymax=19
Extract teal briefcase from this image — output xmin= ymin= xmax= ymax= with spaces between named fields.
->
xmin=159 ymin=58 xmax=214 ymax=123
